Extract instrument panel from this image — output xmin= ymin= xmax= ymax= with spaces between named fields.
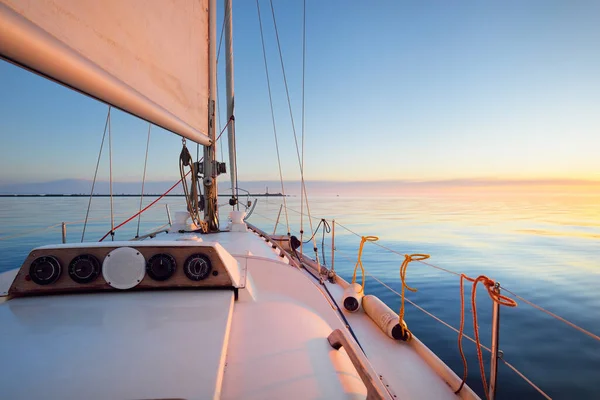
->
xmin=8 ymin=244 xmax=234 ymax=298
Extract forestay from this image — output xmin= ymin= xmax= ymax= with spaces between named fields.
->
xmin=0 ymin=0 xmax=211 ymax=145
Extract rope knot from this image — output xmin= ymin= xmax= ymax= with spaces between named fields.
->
xmin=398 ymin=253 xmax=431 ymax=342
xmin=482 ymin=277 xmax=496 ymax=289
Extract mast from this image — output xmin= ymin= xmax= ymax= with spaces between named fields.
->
xmin=203 ymin=0 xmax=219 ymax=231
xmin=225 ymin=0 xmax=238 ymax=208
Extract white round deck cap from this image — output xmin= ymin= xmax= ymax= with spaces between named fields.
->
xmin=102 ymin=247 xmax=146 ymax=289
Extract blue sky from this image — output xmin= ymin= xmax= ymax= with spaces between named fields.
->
xmin=1 ymin=0 xmax=599 ymax=186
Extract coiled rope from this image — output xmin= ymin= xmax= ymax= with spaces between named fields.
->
xmin=455 ymin=274 xmax=517 ymax=399
xmin=397 ymin=254 xmax=430 ymax=341
xmin=179 ymin=141 xmax=206 ymax=232
xmin=351 ymin=236 xmax=379 ymax=293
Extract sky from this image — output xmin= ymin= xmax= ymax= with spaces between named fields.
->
xmin=1 ymin=0 xmax=600 ymax=190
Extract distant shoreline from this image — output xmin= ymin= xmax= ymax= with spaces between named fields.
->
xmin=0 ymin=194 xmax=286 ymax=198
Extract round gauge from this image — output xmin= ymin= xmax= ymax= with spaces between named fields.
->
xmin=146 ymin=253 xmax=176 ymax=281
xmin=29 ymin=256 xmax=62 ymax=285
xmin=68 ymin=254 xmax=101 ymax=284
xmin=184 ymin=254 xmax=212 ymax=281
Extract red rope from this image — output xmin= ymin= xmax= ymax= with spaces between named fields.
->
xmin=98 ymin=118 xmax=233 ymax=242
xmin=455 ymin=274 xmax=517 ymax=399
xmin=99 ymin=170 xmax=191 ymax=242
xmin=216 ymin=117 xmax=233 ymax=142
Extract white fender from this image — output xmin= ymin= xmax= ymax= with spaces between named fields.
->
xmin=363 ymin=294 xmax=408 ymax=340
xmin=342 ymin=283 xmax=364 ymax=312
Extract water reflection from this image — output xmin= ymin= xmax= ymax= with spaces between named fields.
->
xmin=1 ymin=193 xmax=599 ymax=399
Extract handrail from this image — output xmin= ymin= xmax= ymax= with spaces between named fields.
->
xmin=327 ymin=329 xmax=389 ymax=400
xmin=246 ymin=223 xmax=301 ymax=269
xmin=130 ymin=223 xmax=171 ymax=241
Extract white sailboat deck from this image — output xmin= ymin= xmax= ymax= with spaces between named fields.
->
xmin=0 ymin=291 xmax=234 ymax=399
xmin=0 ymin=226 xmax=479 ymax=399
xmin=212 ymin=228 xmax=476 ymax=398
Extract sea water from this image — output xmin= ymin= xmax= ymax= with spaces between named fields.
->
xmin=1 ymin=194 xmax=599 ymax=399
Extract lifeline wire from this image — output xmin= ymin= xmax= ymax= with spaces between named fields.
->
xmin=336 ymin=221 xmax=462 ymax=277
xmin=501 ymin=285 xmax=600 ymax=343
xmin=255 ymin=0 xmax=290 ymax=235
xmin=108 ymin=108 xmax=114 ymax=241
xmin=300 ymin=0 xmax=307 ymax=257
xmin=335 ymin=246 xmax=551 ymax=400
xmin=1 ymin=211 xmax=136 ymax=242
xmin=335 ymin=218 xmax=600 ymax=344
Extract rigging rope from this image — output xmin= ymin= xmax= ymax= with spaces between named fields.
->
xmin=108 ymin=109 xmax=114 ymax=241
xmin=215 ymin=55 xmax=224 ymax=172
xmin=217 ymin=0 xmax=239 ymax=208
xmin=98 ymin=172 xmax=189 ymax=242
xmin=232 ymin=119 xmax=240 ymax=211
xmin=268 ymin=0 xmax=317 ymax=257
xmin=256 ymin=0 xmax=291 ymax=236
xmin=136 ymin=123 xmax=152 ymax=238
xmin=216 ymin=4 xmax=229 ymax=65
xmin=300 ymin=0 xmax=307 ymax=261
xmin=189 ymin=118 xmax=232 ymax=233
xmin=455 ymin=274 xmax=517 ymax=399
xmin=350 ymin=236 xmax=379 ymax=293
xmin=82 ymin=106 xmax=111 ymax=242
xmin=179 ymin=141 xmax=206 ymax=232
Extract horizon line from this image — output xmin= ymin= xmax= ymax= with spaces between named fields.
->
xmin=2 ymin=177 xmax=600 ymax=186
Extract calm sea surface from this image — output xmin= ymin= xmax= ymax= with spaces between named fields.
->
xmin=1 ymin=194 xmax=599 ymax=399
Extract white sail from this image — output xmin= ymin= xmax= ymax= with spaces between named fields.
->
xmin=0 ymin=0 xmax=211 ymax=145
